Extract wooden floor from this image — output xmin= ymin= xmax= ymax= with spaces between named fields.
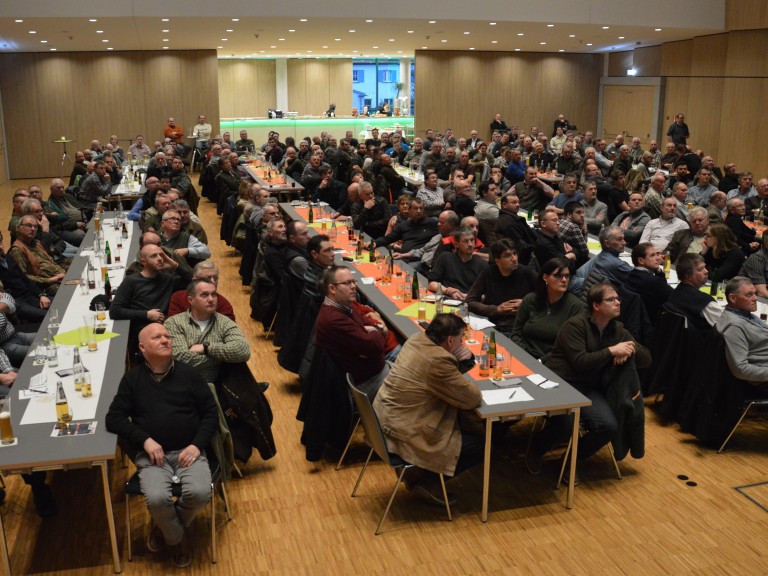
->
xmin=1 ymin=176 xmax=768 ymax=575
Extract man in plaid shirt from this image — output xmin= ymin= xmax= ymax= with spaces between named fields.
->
xmin=557 ymin=201 xmax=590 ymax=268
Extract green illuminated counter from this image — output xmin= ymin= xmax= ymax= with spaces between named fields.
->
xmin=219 ymin=117 xmax=414 ymax=145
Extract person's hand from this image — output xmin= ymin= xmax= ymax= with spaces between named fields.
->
xmin=393 ymin=252 xmax=409 ymax=260
xmin=39 ymin=295 xmax=51 ymax=309
xmin=49 ymin=273 xmax=65 ymax=283
xmin=447 ymin=288 xmax=467 ymax=300
xmin=189 ymin=344 xmax=205 ymax=354
xmin=147 ymin=309 xmax=165 ymax=323
xmin=365 ymin=311 xmax=384 ymax=324
xmin=173 ymin=248 xmax=189 ymax=258
xmin=363 ymin=325 xmax=378 ymax=333
xmin=750 ymin=242 xmax=760 ymax=251
xmin=143 ymin=438 xmax=165 ymax=466
xmin=364 ymin=198 xmax=375 ymax=210
xmin=39 ymin=215 xmax=50 ymax=233
xmin=609 ymin=341 xmax=635 ymax=362
xmin=77 ymin=221 xmax=87 ymax=231
xmin=497 ymin=299 xmax=522 ymax=314
xmin=565 ymin=252 xmax=577 ymax=260
xmin=178 ymin=445 xmax=201 ymax=468
xmin=452 ymin=344 xmax=473 ymax=362
xmin=160 ymin=251 xmax=178 ymax=269
xmin=0 ymin=372 xmax=17 ymax=387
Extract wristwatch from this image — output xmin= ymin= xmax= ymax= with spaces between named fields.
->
xmin=202 ymin=342 xmax=210 ymax=355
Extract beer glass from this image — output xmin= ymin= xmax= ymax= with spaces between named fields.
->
xmin=0 ymin=398 xmax=14 ymax=445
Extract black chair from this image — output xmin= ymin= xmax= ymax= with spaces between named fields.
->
xmin=718 ymin=392 xmax=768 ymax=453
xmin=347 ymin=376 xmax=452 ymax=535
xmin=124 ymin=448 xmax=232 ymax=563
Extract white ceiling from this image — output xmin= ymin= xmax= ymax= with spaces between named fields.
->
xmin=0 ymin=1 xmax=726 ymax=59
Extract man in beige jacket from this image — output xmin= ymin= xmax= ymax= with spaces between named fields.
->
xmin=373 ymin=314 xmax=483 ymax=504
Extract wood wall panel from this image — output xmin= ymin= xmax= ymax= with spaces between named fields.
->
xmin=691 ymin=34 xmax=729 ymax=77
xmin=663 ymin=78 xmax=690 ymax=130
xmin=287 ymin=60 xmax=306 ymax=114
xmin=601 ymin=85 xmax=656 ymax=144
xmin=726 ymin=0 xmax=768 ymax=30
xmin=0 ymin=50 xmax=218 ymax=179
xmin=305 ymin=60 xmax=330 ymax=117
xmin=719 ymin=79 xmax=768 ymax=173
xmin=415 ymin=50 xmax=600 ymax=142
xmin=661 ymin=40 xmax=693 ymax=76
xmin=724 ymin=30 xmax=768 ymax=77
xmin=328 ymin=59 xmax=352 ymax=117
xmin=286 ymin=59 xmax=352 ymax=118
xmin=687 ymin=78 xmax=723 ymax=160
xmin=256 ymin=60 xmax=277 ymax=114
xmin=633 ymin=46 xmax=662 ymax=77
xmin=218 ymin=59 xmax=277 ymax=119
xmin=608 ymin=51 xmax=633 ymax=77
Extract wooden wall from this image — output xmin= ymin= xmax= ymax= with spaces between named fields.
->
xmin=414 ymin=50 xmax=602 ymax=139
xmin=218 ymin=59 xmax=277 ymax=119
xmin=286 ymin=59 xmax=352 ymax=117
xmin=0 ymin=50 xmax=219 ymax=180
xmin=607 ymin=47 xmax=661 ymax=77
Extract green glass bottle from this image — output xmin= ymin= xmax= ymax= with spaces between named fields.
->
xmin=709 ymin=268 xmax=719 ymax=297
xmin=105 ymin=241 xmax=112 ymax=265
xmin=488 ymin=331 xmax=497 ymax=369
xmin=411 ymin=273 xmax=419 ymax=301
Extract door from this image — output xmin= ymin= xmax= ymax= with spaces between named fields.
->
xmin=601 ymin=85 xmax=657 ymax=147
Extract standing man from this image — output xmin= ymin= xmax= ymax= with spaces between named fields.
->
xmin=192 ymin=114 xmax=212 ymax=153
xmin=106 ymin=324 xmax=218 ymax=568
xmin=373 ymin=314 xmax=483 ymax=503
xmin=666 ymin=113 xmax=690 ymax=146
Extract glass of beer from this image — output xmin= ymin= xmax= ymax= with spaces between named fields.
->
xmin=0 ymin=398 xmax=14 ymax=445
xmin=81 ymin=372 xmax=93 ymax=398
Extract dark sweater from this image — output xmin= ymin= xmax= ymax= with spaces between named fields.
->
xmin=465 ymin=264 xmax=538 ymax=331
xmin=105 ymin=361 xmax=218 ymax=452
xmin=511 ymin=292 xmax=585 ymax=359
xmin=375 ymin=216 xmax=438 ymax=254
xmin=110 ymin=268 xmax=193 ymax=324
xmin=351 ymin=196 xmax=390 ymax=239
xmin=495 ymin=209 xmax=537 ymax=264
xmin=704 ymin=247 xmax=746 ymax=281
xmin=428 ymin=252 xmax=488 ymax=293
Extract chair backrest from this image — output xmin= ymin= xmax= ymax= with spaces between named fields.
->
xmin=347 ymin=375 xmax=394 ymax=468
xmin=477 ymin=217 xmax=498 ymax=247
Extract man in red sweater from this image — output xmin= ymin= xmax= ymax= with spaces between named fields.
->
xmin=168 ymin=260 xmax=235 ymax=321
xmin=314 ymin=265 xmax=399 ymax=396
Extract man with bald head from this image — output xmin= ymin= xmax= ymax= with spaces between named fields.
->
xmin=46 ymin=178 xmax=86 ymax=246
xmin=110 ymin=243 xmax=193 ymax=350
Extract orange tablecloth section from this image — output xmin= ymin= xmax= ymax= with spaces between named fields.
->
xmin=291 ymin=206 xmax=534 ymax=380
xmin=744 ymin=220 xmax=767 ymax=237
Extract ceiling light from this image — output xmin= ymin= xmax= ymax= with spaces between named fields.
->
xmin=407 ymin=30 xmax=414 ymax=34
xmin=300 ymin=18 xmax=307 ymax=22
xmin=421 ymin=46 xmax=427 ymax=49
xmin=627 ymin=68 xmax=637 ymax=76
xmin=490 ymin=22 xmax=496 ymax=26
xmin=558 ymin=49 xmax=565 ymax=52
xmin=547 ymin=24 xmax=555 ymax=27
xmin=515 ymin=48 xmax=521 ymax=52
xmin=334 ymin=38 xmax=341 ymax=41
xmin=40 ymin=40 xmax=47 ymax=43
xmin=366 ymin=19 xmax=373 ymax=23
xmin=464 ymin=31 xmax=470 ymax=35
xmin=218 ymin=46 xmax=225 ymax=49
xmin=388 ymin=38 xmax=395 ymax=42
xmin=322 ymin=45 xmax=328 ymax=48
xmin=372 ymin=45 xmax=378 ymax=48
xmin=469 ymin=47 xmax=475 ymax=50
xmin=270 ymin=45 xmax=276 ymax=48
xmin=491 ymin=40 xmax=498 ymax=44
xmin=29 ymin=30 xmax=36 ymax=34
xmin=162 ymin=18 xmax=169 ymax=22
xmin=586 ymin=43 xmax=593 ymax=46
xmin=618 ymin=36 xmax=625 ymax=39
xmin=163 ymin=38 xmax=169 ymax=42
xmin=227 ymin=29 xmax=234 ymax=32
xmin=569 ymin=34 xmax=575 ymax=38
xmin=307 ymin=50 xmax=312 ymax=53
xmin=50 ymin=48 xmax=57 ymax=51
xmin=352 ymin=50 xmax=358 ymax=53
xmin=428 ymin=20 xmax=436 ymax=24
xmin=89 ymin=19 xmax=97 ymax=22
xmin=349 ymin=29 xmax=356 ymax=33
xmin=107 ymin=48 xmax=113 ymax=51
xmin=163 ymin=46 xmax=169 ymax=50
xmin=288 ymin=29 xmax=295 ymax=32
xmin=232 ymin=18 xmax=240 ymax=22
xmin=517 ymin=33 xmax=524 ymax=36
xmin=222 ymin=38 xmax=229 ymax=41
xmin=655 ymin=28 xmax=662 ymax=32
xmin=602 ymin=26 xmax=610 ymax=29
xmin=96 ymin=30 xmax=103 ymax=33
xmin=14 ymin=19 xmax=23 ymax=23
xmin=441 ymin=39 xmax=447 ymax=43
xmin=260 ymin=50 xmax=265 ymax=53
xmin=540 ymin=42 xmax=546 ymax=45
xmin=162 ymin=29 xmax=169 ymax=32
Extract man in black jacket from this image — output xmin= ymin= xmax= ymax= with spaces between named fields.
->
xmin=374 ymin=198 xmax=438 ymax=259
xmin=351 ymin=181 xmax=390 ymax=239
xmin=106 ymin=323 xmax=217 ymax=568
xmin=624 ymin=242 xmax=674 ymax=324
xmin=534 ymin=209 xmax=577 ymax=270
xmin=495 ymin=192 xmax=537 ymax=265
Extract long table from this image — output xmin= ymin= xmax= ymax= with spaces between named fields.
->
xmin=279 ymin=202 xmax=591 ymax=522
xmin=244 ymin=163 xmax=304 ymax=202
xmin=0 ymin=217 xmax=139 ymax=575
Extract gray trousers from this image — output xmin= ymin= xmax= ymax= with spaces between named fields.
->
xmin=135 ymin=449 xmax=211 ymax=545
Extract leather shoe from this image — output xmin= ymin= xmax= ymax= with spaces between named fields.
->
xmin=146 ymin=523 xmax=165 ymax=553
xmin=409 ymin=479 xmax=457 ymax=506
xmin=171 ymin=534 xmax=191 ymax=568
xmin=257 ymin=381 xmax=270 ymax=393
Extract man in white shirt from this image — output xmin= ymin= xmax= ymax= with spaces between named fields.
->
xmin=639 ymin=197 xmax=689 ymax=251
xmin=192 ymin=114 xmax=212 ymax=152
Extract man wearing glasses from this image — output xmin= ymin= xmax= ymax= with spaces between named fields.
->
xmin=314 ymin=266 xmax=397 ymax=397
xmin=7 ymin=216 xmax=66 ymax=295
xmin=159 ymin=210 xmax=210 ymax=267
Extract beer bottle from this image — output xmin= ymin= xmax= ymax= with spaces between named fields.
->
xmin=387 ymin=248 xmax=394 ymax=277
xmin=72 ymin=347 xmax=84 ymax=392
xmin=55 ymin=381 xmax=70 ymax=429
xmin=104 ymin=271 xmax=112 ymax=302
xmin=122 ymin=221 xmax=129 ymax=240
xmin=330 ymin=219 xmax=338 ymax=242
xmin=488 ymin=331 xmax=497 ymax=369
xmin=710 ymin=268 xmax=719 ymax=297
xmin=411 ymin=273 xmax=420 ymax=301
xmin=308 ymin=202 xmax=314 ymax=224
xmin=479 ymin=335 xmax=490 ymax=377
xmin=435 ymin=284 xmax=444 ymax=316
xmin=105 ymin=241 xmax=112 ymax=265
xmin=347 ymin=223 xmax=354 ymax=242
xmin=356 ymin=235 xmax=364 ymax=260
xmin=368 ymin=240 xmax=376 ymax=263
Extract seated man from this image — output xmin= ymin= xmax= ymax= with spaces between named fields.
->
xmin=77 ymin=161 xmax=112 ymax=209
xmin=0 ymin=231 xmax=51 ymax=323
xmin=530 ymin=282 xmax=650 ymax=471
xmin=639 ymin=197 xmax=689 ymax=251
xmin=534 ymin=209 xmax=578 ymax=271
xmin=0 ymin=307 xmax=34 ymax=367
xmin=624 ymin=242 xmax=674 ymax=323
xmin=707 ymin=190 xmax=727 ymax=224
xmin=23 ymin=198 xmax=77 ymax=262
xmin=575 ymin=225 xmax=633 ymax=286
xmin=350 ymin=181 xmax=390 ymax=239
xmin=611 ymin=192 xmax=650 ymax=248
xmin=141 ymin=193 xmax=172 ymax=233
xmin=428 ymin=227 xmax=487 ymax=300
xmin=105 ymin=324 xmax=218 ymax=568
xmin=557 ymin=201 xmax=589 ymax=268
xmin=128 ymin=135 xmax=152 ymax=158
xmin=168 ymin=261 xmax=235 ymax=321
xmin=495 ymin=192 xmax=537 ymax=265
xmin=666 ymin=206 xmax=709 ymax=263
xmin=159 ymin=209 xmax=211 ymax=266
xmin=235 ymin=130 xmax=255 ymax=154
xmin=8 ymin=189 xmax=29 ymax=242
xmin=724 ymin=197 xmax=760 ymax=255
xmin=739 ymin=233 xmax=768 ymax=298
xmin=547 ymin=174 xmax=584 ymax=215
xmin=174 ymin=200 xmax=207 ymax=244
xmin=465 ymin=238 xmax=537 ymax=337
xmin=8 ymin=216 xmax=66 ymax=295
xmin=45 ymin=178 xmax=86 ymax=246
xmin=165 ymin=279 xmax=250 ymax=384
xmin=474 ymin=180 xmax=501 ymax=223
xmin=663 ymin=253 xmax=722 ymax=330
xmin=716 ymin=277 xmax=768 ymax=386
xmin=374 ymin=198 xmax=439 ymax=260
xmin=314 ymin=266 xmax=394 ymax=397
xmin=373 ymin=314 xmax=483 ymax=503
xmin=110 ymin=244 xmax=193 ymax=350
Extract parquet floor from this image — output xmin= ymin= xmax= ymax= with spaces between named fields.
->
xmin=1 ymin=176 xmax=768 ymax=575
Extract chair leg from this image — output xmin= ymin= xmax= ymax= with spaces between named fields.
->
xmin=210 ymin=483 xmax=216 ymax=564
xmin=336 ymin=418 xmax=361 ymax=471
xmin=556 ymin=437 xmax=573 ymax=489
xmin=375 ymin=466 xmax=408 ymax=535
xmin=718 ymin=402 xmax=754 ymax=453
xmin=219 ymin=481 xmax=233 ymax=521
xmin=125 ymin=494 xmax=132 ymax=561
xmin=264 ymin=309 xmax=278 ymax=339
xmin=438 ymin=474 xmax=453 ymax=522
xmin=232 ymin=461 xmax=244 ymax=479
xmin=607 ymin=442 xmax=622 ymax=480
xmin=351 ymin=448 xmax=374 ymax=497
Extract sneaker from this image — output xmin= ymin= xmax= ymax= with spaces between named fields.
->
xmin=146 ymin=523 xmax=165 ymax=553
xmin=171 ymin=534 xmax=191 ymax=568
xmin=31 ymin=482 xmax=57 ymax=518
xmin=410 ymin=480 xmax=457 ymax=506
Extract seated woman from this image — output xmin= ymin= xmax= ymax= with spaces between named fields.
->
xmin=386 ymin=194 xmax=412 ymax=236
xmin=701 ymin=223 xmax=745 ymax=282
xmin=511 ymin=258 xmax=585 ymax=360
xmin=416 ymin=170 xmax=445 ymax=218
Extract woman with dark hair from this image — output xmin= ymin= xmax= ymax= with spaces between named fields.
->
xmin=511 ymin=257 xmax=585 ymax=360
xmin=701 ymin=223 xmax=745 ymax=281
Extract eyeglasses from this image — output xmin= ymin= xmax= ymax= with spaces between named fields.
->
xmin=602 ymin=296 xmax=621 ymax=303
xmin=332 ymin=280 xmax=357 ymax=287
xmin=553 ymin=273 xmax=570 ymax=280
xmin=19 ymin=223 xmax=38 ymax=229
xmin=163 ymin=217 xmax=181 ymax=222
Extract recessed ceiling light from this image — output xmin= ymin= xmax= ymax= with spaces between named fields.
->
xmin=162 ymin=29 xmax=169 ymax=33
xmin=547 ymin=24 xmax=555 ymax=27
xmin=602 ymin=26 xmax=610 ymax=29
xmin=14 ymin=19 xmax=23 ymax=23
xmin=469 ymin=47 xmax=475 ymax=50
xmin=558 ymin=49 xmax=565 ymax=52
xmin=407 ymin=30 xmax=414 ymax=34
xmin=299 ymin=18 xmax=307 ymax=22
xmin=428 ymin=20 xmax=436 ymax=24
xmin=491 ymin=40 xmax=498 ymax=44
xmin=232 ymin=18 xmax=240 ymax=22
xmin=307 ymin=50 xmax=312 ymax=53
xmin=270 ymin=45 xmax=276 ymax=48
xmin=40 ymin=40 xmax=47 ymax=43
xmin=517 ymin=33 xmax=524 ymax=36
xmin=227 ymin=29 xmax=234 ymax=32
xmin=540 ymin=42 xmax=546 ymax=45
xmin=107 ymin=47 xmax=113 ymax=51
xmin=29 ymin=30 xmax=36 ymax=34
xmin=655 ymin=28 xmax=662 ymax=32
xmin=163 ymin=46 xmax=169 ymax=50
xmin=372 ymin=45 xmax=378 ymax=48
xmin=322 ymin=45 xmax=328 ymax=48
xmin=586 ymin=43 xmax=593 ymax=46
xmin=89 ymin=19 xmax=98 ymax=22
xmin=569 ymin=34 xmax=575 ymax=38
xmin=288 ymin=29 xmax=295 ymax=32
xmin=366 ymin=19 xmax=373 ymax=23
xmin=50 ymin=48 xmax=57 ymax=51
xmin=222 ymin=38 xmax=229 ymax=41
xmin=490 ymin=22 xmax=496 ymax=26
xmin=260 ymin=50 xmax=265 ymax=53
xmin=515 ymin=48 xmax=521 ymax=51
xmin=102 ymin=39 xmax=109 ymax=43
xmin=618 ymin=36 xmax=625 ymax=39
xmin=334 ymin=38 xmax=341 ymax=41
xmin=96 ymin=30 xmax=103 ymax=33
xmin=163 ymin=38 xmax=169 ymax=42
xmin=441 ymin=39 xmax=447 ymax=43
xmin=421 ymin=46 xmax=427 ymax=49
xmin=464 ymin=31 xmax=470 ymax=35
xmin=162 ymin=18 xmax=169 ymax=22
xmin=352 ymin=50 xmax=358 ymax=53
xmin=388 ymin=38 xmax=395 ymax=42
xmin=218 ymin=46 xmax=225 ymax=49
